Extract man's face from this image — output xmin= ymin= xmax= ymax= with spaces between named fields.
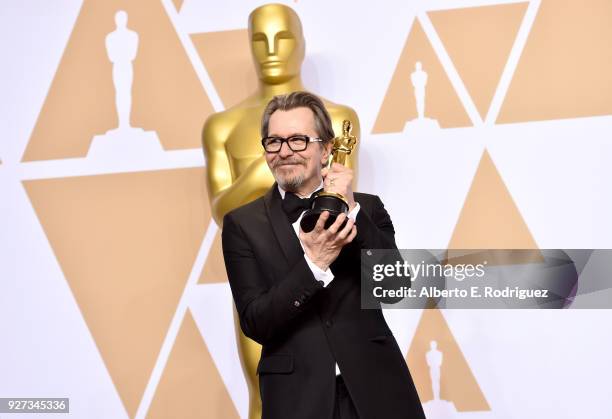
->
xmin=249 ymin=5 xmax=305 ymax=84
xmin=265 ymin=107 xmax=330 ymax=192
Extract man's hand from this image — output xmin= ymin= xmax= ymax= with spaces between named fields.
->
xmin=300 ymin=211 xmax=357 ymax=270
xmin=321 ymin=163 xmax=356 ymax=211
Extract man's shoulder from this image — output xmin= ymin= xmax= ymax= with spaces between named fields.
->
xmin=223 ymin=195 xmax=267 ymax=226
xmin=354 ymin=191 xmax=383 ymax=208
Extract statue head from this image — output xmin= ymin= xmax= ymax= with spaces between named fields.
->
xmin=248 ymin=4 xmax=305 ymax=84
xmin=115 ymin=10 xmax=128 ymax=28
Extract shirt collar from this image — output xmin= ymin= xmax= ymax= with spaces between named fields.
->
xmin=278 ymin=180 xmax=324 ymax=200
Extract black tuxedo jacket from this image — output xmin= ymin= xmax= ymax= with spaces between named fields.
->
xmin=222 ymin=185 xmax=425 ymax=419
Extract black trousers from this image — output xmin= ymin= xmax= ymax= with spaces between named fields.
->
xmin=333 ymin=375 xmax=359 ymax=419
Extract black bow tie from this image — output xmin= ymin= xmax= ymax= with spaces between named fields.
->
xmin=282 ymin=190 xmax=322 ymax=224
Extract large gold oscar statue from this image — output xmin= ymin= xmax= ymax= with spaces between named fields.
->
xmin=202 ymin=4 xmax=360 ymax=418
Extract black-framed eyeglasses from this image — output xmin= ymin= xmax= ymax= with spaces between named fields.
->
xmin=261 ymin=135 xmax=323 ymax=153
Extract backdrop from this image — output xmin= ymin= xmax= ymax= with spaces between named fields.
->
xmin=1 ymin=0 xmax=611 ymax=418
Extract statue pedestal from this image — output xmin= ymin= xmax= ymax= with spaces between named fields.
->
xmin=88 ymin=127 xmax=164 ymax=159
xmin=422 ymin=399 xmax=458 ymax=418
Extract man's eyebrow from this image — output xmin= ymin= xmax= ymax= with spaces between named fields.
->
xmin=267 ymin=132 xmax=307 ymax=137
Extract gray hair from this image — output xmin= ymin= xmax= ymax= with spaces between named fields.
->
xmin=261 ymin=91 xmax=335 ymax=143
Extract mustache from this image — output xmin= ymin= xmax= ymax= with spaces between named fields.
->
xmin=272 ymin=158 xmax=306 ymax=168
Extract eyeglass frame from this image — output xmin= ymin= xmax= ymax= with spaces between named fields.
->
xmin=261 ymin=134 xmax=324 ymax=153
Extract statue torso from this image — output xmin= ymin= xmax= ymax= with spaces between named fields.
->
xmin=222 ymin=105 xmax=266 ymax=180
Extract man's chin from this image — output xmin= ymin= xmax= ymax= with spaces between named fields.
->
xmin=276 ymin=175 xmax=305 ymax=191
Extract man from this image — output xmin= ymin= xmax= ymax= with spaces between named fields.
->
xmin=222 ymin=92 xmax=425 ymax=419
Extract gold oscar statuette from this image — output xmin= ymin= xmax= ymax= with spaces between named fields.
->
xmin=300 ymin=119 xmax=357 ymax=232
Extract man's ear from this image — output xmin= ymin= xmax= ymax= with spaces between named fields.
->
xmin=321 ymin=141 xmax=333 ymax=165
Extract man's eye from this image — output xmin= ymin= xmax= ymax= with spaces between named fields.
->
xmin=267 ymin=138 xmax=282 ymax=144
xmin=288 ymin=136 xmax=307 ymax=143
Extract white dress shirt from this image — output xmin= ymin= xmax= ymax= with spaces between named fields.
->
xmin=278 ymin=182 xmax=360 ymax=376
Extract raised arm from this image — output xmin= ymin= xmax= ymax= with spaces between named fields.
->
xmin=354 ymin=195 xmax=398 ymax=251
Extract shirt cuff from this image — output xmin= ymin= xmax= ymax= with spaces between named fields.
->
xmin=304 ymin=253 xmax=335 ymax=287
xmin=348 ymin=202 xmax=360 ymax=221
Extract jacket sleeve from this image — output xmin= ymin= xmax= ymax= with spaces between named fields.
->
xmin=221 ymin=212 xmax=324 ymax=345
xmin=353 ymin=195 xmax=408 ymax=308
xmin=354 ymin=195 xmax=398 ymax=250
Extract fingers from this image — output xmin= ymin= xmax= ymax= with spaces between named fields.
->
xmin=326 ymin=213 xmax=347 ymax=235
xmin=309 ymin=212 xmax=356 ymax=245
xmin=324 ymin=164 xmax=353 ymax=196
xmin=336 ymin=216 xmax=355 ymax=240
xmin=329 ymin=162 xmax=343 ymax=172
xmin=313 ymin=211 xmax=330 ymax=234
xmin=346 ymin=225 xmax=357 ymax=243
xmin=335 ymin=218 xmax=356 ymax=246
xmin=321 ymin=167 xmax=329 ymax=178
xmin=329 ymin=162 xmax=352 ymax=175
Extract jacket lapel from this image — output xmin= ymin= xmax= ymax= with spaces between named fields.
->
xmin=264 ymin=184 xmax=304 ymax=267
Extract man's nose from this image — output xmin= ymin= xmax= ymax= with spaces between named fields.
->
xmin=278 ymin=141 xmax=293 ymax=157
